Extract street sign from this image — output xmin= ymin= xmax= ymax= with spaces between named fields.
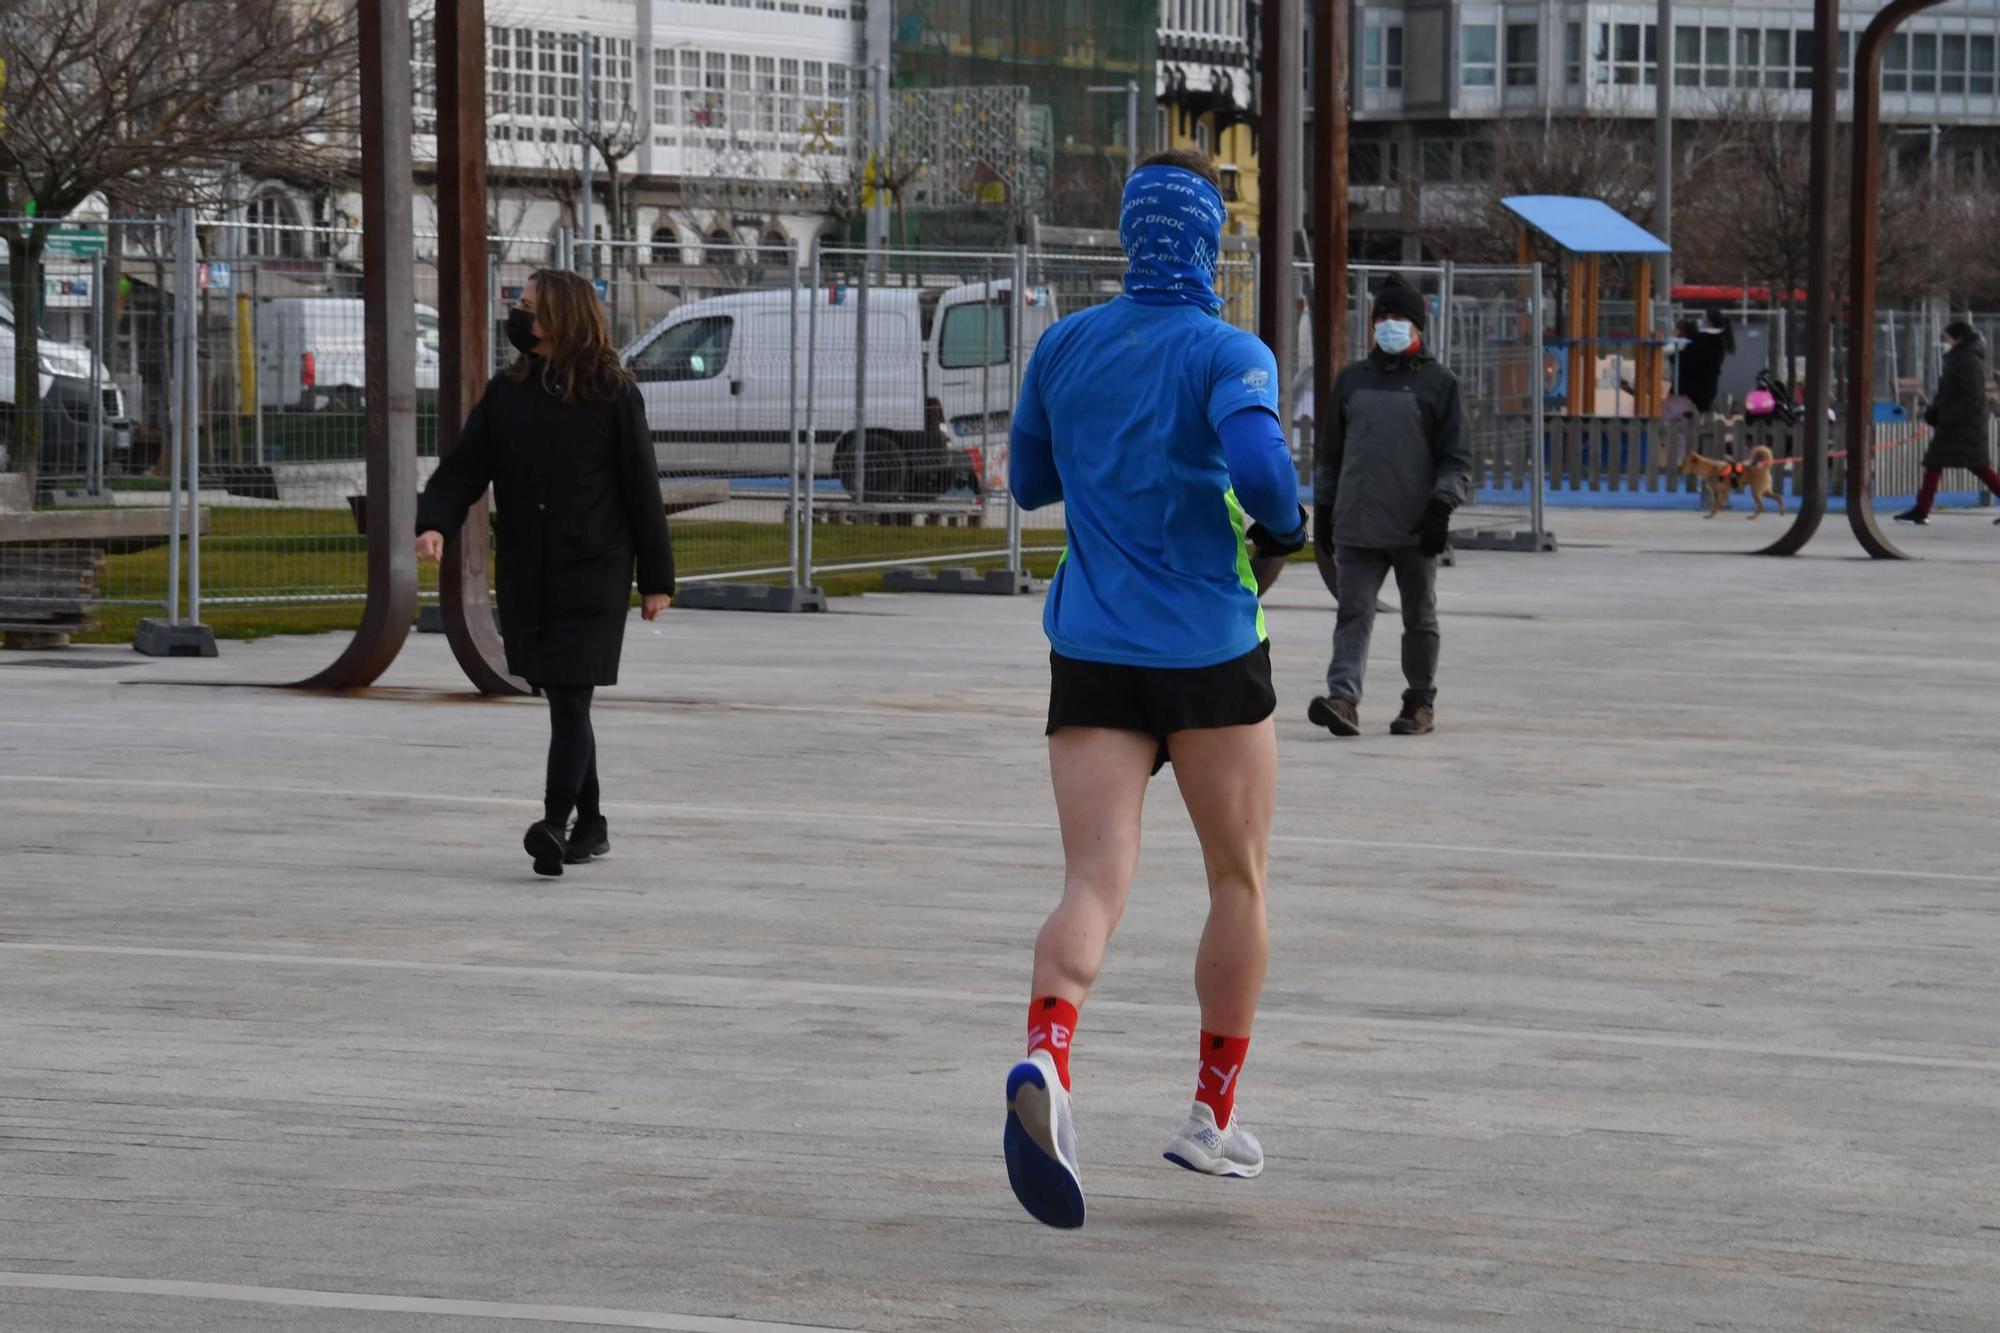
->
xmin=45 ymin=227 xmax=106 ymax=258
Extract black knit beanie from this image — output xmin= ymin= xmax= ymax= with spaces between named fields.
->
xmin=1371 ymin=275 xmax=1427 ymax=331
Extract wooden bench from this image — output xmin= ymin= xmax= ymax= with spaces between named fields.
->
xmin=0 ymin=477 xmax=208 ymax=648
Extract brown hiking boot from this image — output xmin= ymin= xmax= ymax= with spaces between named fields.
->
xmin=1307 ymin=696 xmax=1360 ymax=737
xmin=1390 ymin=700 xmax=1435 ymax=735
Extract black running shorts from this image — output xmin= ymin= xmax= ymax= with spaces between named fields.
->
xmin=1046 ymin=640 xmax=1276 ymax=773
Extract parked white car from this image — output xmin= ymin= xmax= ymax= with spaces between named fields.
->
xmin=0 ymin=295 xmax=131 ymax=476
xmin=254 ymin=297 xmax=441 ymax=412
xmin=620 ymin=280 xmax=1056 ymax=500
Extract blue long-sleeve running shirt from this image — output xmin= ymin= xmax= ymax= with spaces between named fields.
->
xmin=1008 ymin=165 xmax=1301 ymax=669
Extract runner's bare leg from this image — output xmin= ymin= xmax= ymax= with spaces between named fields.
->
xmin=1166 ymin=718 xmax=1276 ymax=1034
xmin=1031 ymin=727 xmax=1158 ymax=1003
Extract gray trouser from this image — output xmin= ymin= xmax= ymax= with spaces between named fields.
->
xmin=1325 ymin=544 xmax=1439 ymax=706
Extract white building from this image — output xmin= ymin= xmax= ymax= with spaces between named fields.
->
xmin=242 ymin=0 xmax=864 ymax=266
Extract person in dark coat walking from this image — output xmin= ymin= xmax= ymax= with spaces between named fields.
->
xmin=416 ymin=269 xmax=675 ymax=876
xmin=1895 ymin=322 xmax=1998 ymax=525
xmin=1675 ymin=309 xmax=1733 ymax=416
xmin=1305 ymin=275 xmax=1470 ymax=738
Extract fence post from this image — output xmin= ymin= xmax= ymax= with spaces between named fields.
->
xmin=167 ymin=214 xmax=187 ymax=626
xmin=1007 ymin=243 xmax=1027 ymax=575
xmin=88 ymin=247 xmax=105 ymax=496
xmin=135 ymin=206 xmax=216 ymax=654
xmin=852 ymin=245 xmax=871 ymax=503
xmin=803 ymin=248 xmax=821 ymax=585
xmin=787 ymin=245 xmax=802 ymax=587
xmin=251 ymin=264 xmax=266 ymax=461
xmin=185 ymin=208 xmax=204 ymax=626
xmin=1530 ymin=261 xmax=1547 ymax=545
xmin=1438 ymin=259 xmax=1455 ymax=366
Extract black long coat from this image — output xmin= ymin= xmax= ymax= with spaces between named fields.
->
xmin=1677 ymin=330 xmax=1728 ymax=414
xmin=1922 ymin=334 xmax=1992 ymax=472
xmin=417 ymin=364 xmax=675 ymax=686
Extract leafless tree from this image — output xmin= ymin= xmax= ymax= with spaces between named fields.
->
xmin=0 ymin=0 xmax=357 ymax=490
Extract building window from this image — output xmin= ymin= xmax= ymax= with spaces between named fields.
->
xmin=1461 ymin=23 xmax=1497 ymax=88
xmin=755 ymin=55 xmax=778 ymax=134
xmin=1673 ymin=26 xmax=1700 ymax=86
xmin=245 ymin=195 xmax=306 ymax=259
xmin=1942 ymin=34 xmax=1967 ymax=95
xmin=653 ymin=47 xmax=677 ymax=143
xmin=1911 ymin=32 xmax=1937 ymax=93
xmin=1565 ymin=22 xmax=1582 ymax=85
xmin=780 ymin=57 xmax=800 ymax=133
xmin=1421 ymin=139 xmax=1456 ymax=183
xmin=1504 ymin=23 xmax=1537 ymax=87
xmin=1883 ymin=32 xmax=1906 ymax=93
xmin=412 ymin=26 xmax=437 ymax=134
xmin=704 ymin=51 xmax=729 ymax=128
xmin=650 ymin=228 xmax=681 ymax=265
xmin=1603 ymin=23 xmax=1655 ymax=86
xmin=1972 ymin=34 xmax=1996 ymax=96
xmin=1362 ymin=21 xmax=1403 ymax=91
xmin=1351 ymin=140 xmax=1385 ymax=184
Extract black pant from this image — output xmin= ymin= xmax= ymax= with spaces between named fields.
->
xmin=543 ymin=685 xmax=600 ymax=827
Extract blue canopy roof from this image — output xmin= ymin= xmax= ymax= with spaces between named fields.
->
xmin=1502 ymin=196 xmax=1671 ymax=255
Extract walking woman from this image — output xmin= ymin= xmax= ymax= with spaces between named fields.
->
xmin=1677 ymin=308 xmax=1734 ymax=416
xmin=415 ymin=269 xmax=675 ymax=876
xmin=1895 ymin=321 xmax=1998 ymax=525
xmin=999 ymin=149 xmax=1307 ymax=1229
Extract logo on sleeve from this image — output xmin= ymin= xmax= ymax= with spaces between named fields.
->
xmin=1241 ymin=368 xmax=1270 ymax=390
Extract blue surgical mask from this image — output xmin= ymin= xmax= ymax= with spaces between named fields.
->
xmin=1374 ymin=319 xmax=1415 ymax=355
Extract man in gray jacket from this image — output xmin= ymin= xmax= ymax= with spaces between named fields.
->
xmin=1307 ymin=275 xmax=1471 ymax=737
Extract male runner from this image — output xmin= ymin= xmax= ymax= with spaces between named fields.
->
xmin=1000 ymin=150 xmax=1307 ymax=1229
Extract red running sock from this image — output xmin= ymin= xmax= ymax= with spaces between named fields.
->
xmin=1026 ymin=996 xmax=1079 ymax=1091
xmin=1194 ymin=1031 xmax=1250 ymax=1126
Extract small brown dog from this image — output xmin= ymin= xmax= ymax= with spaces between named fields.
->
xmin=1681 ymin=444 xmax=1785 ymax=518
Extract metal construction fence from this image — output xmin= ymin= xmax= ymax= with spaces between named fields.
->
xmin=7 ymin=212 xmax=1995 ymax=647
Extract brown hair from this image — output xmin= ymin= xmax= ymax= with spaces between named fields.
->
xmin=505 ymin=268 xmax=633 ymax=404
xmin=1137 ymin=148 xmax=1222 ymax=191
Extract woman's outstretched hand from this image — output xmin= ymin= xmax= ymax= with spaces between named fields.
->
xmin=414 ymin=530 xmax=445 ymax=562
xmin=641 ymin=593 xmax=671 ymax=621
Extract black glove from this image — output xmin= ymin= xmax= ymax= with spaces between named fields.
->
xmin=1313 ymin=501 xmax=1335 ymax=559
xmin=1247 ymin=504 xmax=1309 ymax=560
xmin=1418 ymin=498 xmax=1452 ymax=557
xmin=1924 ymin=401 xmax=1939 ymax=427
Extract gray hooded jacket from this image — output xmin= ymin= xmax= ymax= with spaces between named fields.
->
xmin=1314 ymin=346 xmax=1472 ymax=549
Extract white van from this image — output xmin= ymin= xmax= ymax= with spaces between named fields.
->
xmin=621 ymin=280 xmax=1056 ymax=500
xmin=255 ymin=298 xmax=441 ymax=411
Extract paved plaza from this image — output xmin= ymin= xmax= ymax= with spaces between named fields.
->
xmin=3 ymin=510 xmax=1997 ymax=1332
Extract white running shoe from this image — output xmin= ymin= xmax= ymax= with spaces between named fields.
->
xmin=1162 ymin=1101 xmax=1264 ymax=1179
xmin=1003 ymin=1049 xmax=1085 ymax=1228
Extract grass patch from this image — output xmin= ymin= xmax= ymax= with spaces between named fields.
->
xmin=68 ymin=508 xmax=1058 ymax=645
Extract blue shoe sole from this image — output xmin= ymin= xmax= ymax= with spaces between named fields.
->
xmin=1162 ymin=1151 xmax=1255 ymax=1178
xmin=1003 ymin=1061 xmax=1085 ymax=1229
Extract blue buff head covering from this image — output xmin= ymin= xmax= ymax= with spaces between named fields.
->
xmin=1118 ymin=164 xmax=1228 ymax=314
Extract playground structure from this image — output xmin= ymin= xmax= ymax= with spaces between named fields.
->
xmin=1505 ymin=196 xmax=1674 ymax=422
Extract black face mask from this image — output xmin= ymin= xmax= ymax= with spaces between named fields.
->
xmin=505 ymin=308 xmax=539 ymax=356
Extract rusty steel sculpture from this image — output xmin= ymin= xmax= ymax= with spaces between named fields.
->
xmin=1766 ymin=0 xmax=1933 ymax=559
xmin=302 ymin=0 xmax=531 ymax=688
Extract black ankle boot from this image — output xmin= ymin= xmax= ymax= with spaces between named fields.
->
xmin=566 ymin=815 xmax=609 ymax=864
xmin=523 ymin=820 xmax=567 ymax=877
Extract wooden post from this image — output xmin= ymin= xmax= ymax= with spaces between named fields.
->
xmin=1566 ymin=258 xmax=1585 ymax=417
xmin=1634 ymin=258 xmax=1654 ymax=418
xmin=1582 ymin=255 xmax=1601 ymax=416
